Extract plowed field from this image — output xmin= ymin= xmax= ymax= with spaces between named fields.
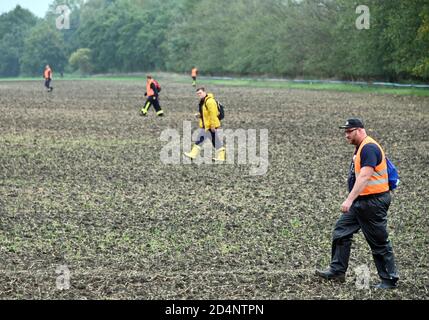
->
xmin=0 ymin=78 xmax=427 ymax=299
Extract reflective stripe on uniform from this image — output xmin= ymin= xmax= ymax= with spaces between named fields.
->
xmin=373 ymin=169 xmax=387 ymax=177
xmin=141 ymin=101 xmax=151 ymax=113
xmin=367 ymin=179 xmax=389 ymax=186
xmin=354 ymin=136 xmax=389 ymax=196
xmin=356 ymin=168 xmax=387 ymax=179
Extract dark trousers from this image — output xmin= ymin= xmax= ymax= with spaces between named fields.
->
xmin=142 ymin=96 xmax=162 ymax=113
xmin=45 ymin=78 xmax=52 ymax=89
xmin=330 ymin=192 xmax=399 ymax=283
xmin=195 ymin=128 xmax=223 ymax=150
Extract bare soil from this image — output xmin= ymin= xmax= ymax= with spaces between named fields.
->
xmin=0 ymin=79 xmax=427 ymax=299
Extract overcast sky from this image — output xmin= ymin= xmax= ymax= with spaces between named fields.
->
xmin=0 ymin=0 xmax=53 ymax=18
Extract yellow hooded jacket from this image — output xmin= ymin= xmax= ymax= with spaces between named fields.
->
xmin=199 ymin=93 xmax=221 ymax=131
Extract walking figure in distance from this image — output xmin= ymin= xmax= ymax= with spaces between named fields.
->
xmin=140 ymin=75 xmax=164 ymax=117
xmin=44 ymin=65 xmax=53 ymax=92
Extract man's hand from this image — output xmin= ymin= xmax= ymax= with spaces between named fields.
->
xmin=210 ymin=125 xmax=216 ymax=132
xmin=342 ymin=166 xmax=374 ymax=213
xmin=341 ymin=199 xmax=353 ymax=213
xmin=194 ymin=113 xmax=201 ymax=119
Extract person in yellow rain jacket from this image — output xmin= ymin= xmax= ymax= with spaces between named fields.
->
xmin=44 ymin=65 xmax=53 ymax=92
xmin=191 ymin=67 xmax=198 ymax=87
xmin=140 ymin=75 xmax=164 ymax=117
xmin=184 ymin=87 xmax=225 ymax=161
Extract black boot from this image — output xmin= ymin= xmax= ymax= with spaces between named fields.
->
xmin=315 ymin=268 xmax=346 ymax=282
xmin=372 ymin=247 xmax=399 ymax=284
xmin=372 ymin=279 xmax=397 ymax=289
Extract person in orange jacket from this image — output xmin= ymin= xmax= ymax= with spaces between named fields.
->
xmin=316 ymin=118 xmax=399 ymax=289
xmin=140 ymin=75 xmax=164 ymax=117
xmin=191 ymin=67 xmax=198 ymax=87
xmin=44 ymin=65 xmax=53 ymax=92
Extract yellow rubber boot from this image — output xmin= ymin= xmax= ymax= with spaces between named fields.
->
xmin=213 ymin=147 xmax=226 ymax=162
xmin=184 ymin=145 xmax=201 ymax=160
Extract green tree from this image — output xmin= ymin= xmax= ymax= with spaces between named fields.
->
xmin=8 ymin=0 xmax=425 ymax=81
xmin=78 ymin=1 xmax=127 ymax=72
xmin=0 ymin=34 xmax=21 ymax=76
xmin=0 ymin=6 xmax=38 ymax=76
xmin=44 ymin=0 xmax=86 ymax=59
xmin=175 ymin=0 xmax=235 ymax=74
xmin=69 ymin=48 xmax=93 ymax=75
xmin=413 ymin=4 xmax=429 ymax=78
xmin=132 ymin=0 xmax=179 ymax=71
xmin=20 ymin=22 xmax=67 ymax=76
xmin=163 ymin=0 xmax=198 ymax=72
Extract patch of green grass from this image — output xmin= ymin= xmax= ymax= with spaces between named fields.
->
xmin=2 ymin=73 xmax=428 ymax=96
xmin=0 ymin=77 xmax=40 ymax=81
xmin=88 ymin=73 xmax=429 ymax=96
xmin=191 ymin=78 xmax=429 ymax=97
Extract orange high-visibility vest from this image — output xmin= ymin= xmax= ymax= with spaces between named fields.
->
xmin=146 ymin=79 xmax=155 ymax=96
xmin=354 ymin=136 xmax=389 ymax=196
xmin=192 ymin=68 xmax=198 ymax=77
xmin=44 ymin=68 xmax=52 ymax=79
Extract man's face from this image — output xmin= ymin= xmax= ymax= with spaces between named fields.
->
xmin=344 ymin=128 xmax=358 ymax=145
xmin=196 ymin=90 xmax=205 ymax=99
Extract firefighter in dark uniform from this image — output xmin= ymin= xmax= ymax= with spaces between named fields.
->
xmin=316 ymin=118 xmax=399 ymax=289
xmin=44 ymin=65 xmax=53 ymax=92
xmin=140 ymin=75 xmax=164 ymax=117
xmin=191 ymin=67 xmax=198 ymax=87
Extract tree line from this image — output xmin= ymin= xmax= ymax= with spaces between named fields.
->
xmin=0 ymin=0 xmax=428 ymax=81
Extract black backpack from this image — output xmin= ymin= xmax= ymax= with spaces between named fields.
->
xmin=217 ymin=101 xmax=225 ymax=120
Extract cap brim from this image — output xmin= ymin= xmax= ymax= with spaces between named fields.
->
xmin=339 ymin=125 xmax=364 ymax=129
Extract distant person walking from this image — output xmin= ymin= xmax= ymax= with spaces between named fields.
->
xmin=316 ymin=118 xmax=399 ymax=289
xmin=140 ymin=75 xmax=164 ymax=117
xmin=191 ymin=67 xmax=198 ymax=87
xmin=44 ymin=65 xmax=53 ymax=92
xmin=184 ymin=87 xmax=225 ymax=161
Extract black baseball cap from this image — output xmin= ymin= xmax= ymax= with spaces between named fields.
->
xmin=339 ymin=118 xmax=364 ymax=129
